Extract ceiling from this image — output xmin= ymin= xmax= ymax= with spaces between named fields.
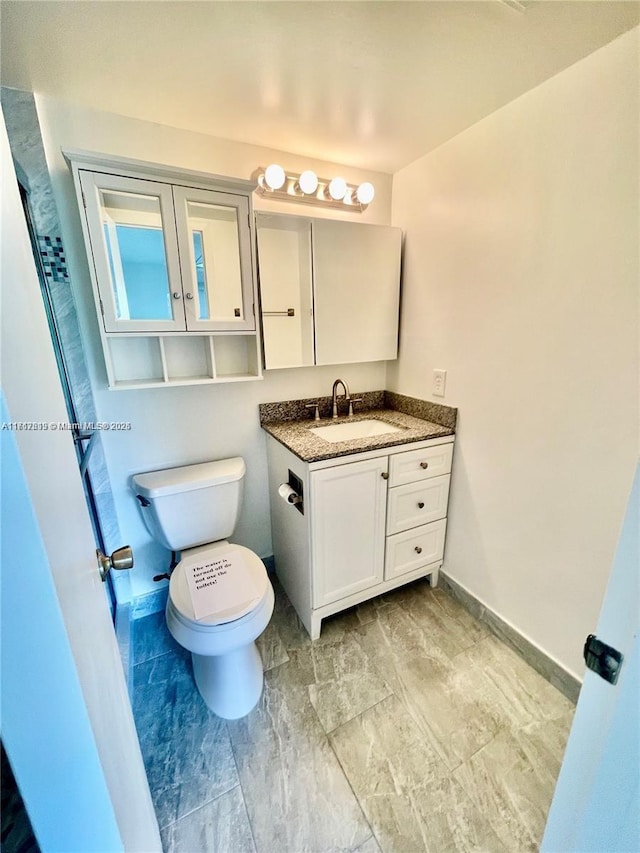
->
xmin=1 ymin=1 xmax=638 ymax=173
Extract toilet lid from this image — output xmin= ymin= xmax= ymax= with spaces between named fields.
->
xmin=169 ymin=542 xmax=269 ymax=626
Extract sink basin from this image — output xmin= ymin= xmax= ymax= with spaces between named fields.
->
xmin=310 ymin=418 xmax=403 ymax=443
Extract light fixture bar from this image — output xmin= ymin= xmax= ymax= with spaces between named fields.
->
xmin=253 ymin=166 xmax=375 ymax=212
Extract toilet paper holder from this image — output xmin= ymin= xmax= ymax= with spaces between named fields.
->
xmin=279 ymin=470 xmax=304 ymax=515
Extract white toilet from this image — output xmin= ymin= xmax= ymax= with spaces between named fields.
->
xmin=132 ymin=457 xmax=274 ymax=720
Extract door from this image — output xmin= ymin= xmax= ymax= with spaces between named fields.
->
xmin=1 ymin=115 xmax=161 ymax=851
xmin=541 ymin=464 xmax=639 ymax=852
xmin=310 ymin=456 xmax=388 ymax=606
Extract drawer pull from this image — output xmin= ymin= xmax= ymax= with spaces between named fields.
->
xmin=418 ymin=501 xmax=425 ymax=509
xmin=420 ymin=461 xmax=429 ymax=469
xmin=381 ymin=472 xmax=389 ymax=480
xmin=415 ymin=545 xmax=423 ymax=554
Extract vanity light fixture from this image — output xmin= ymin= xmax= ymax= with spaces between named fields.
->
xmin=253 ymin=165 xmax=375 ymax=212
xmin=326 ymin=176 xmax=347 ymax=201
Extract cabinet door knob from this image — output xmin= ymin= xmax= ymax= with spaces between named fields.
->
xmin=185 ymin=292 xmax=194 ymax=300
xmin=414 ymin=545 xmax=422 ymax=554
xmin=420 ymin=461 xmax=429 ymax=469
xmin=418 ymin=501 xmax=425 ymax=509
xmin=381 ymin=472 xmax=389 ymax=480
xmin=172 ymin=292 xmax=182 ymax=299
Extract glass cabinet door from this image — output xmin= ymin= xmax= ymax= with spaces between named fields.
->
xmin=173 ymin=186 xmax=255 ymax=332
xmin=79 ymin=171 xmax=185 ymax=332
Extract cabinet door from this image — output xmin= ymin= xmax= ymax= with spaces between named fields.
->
xmin=255 ymin=213 xmax=314 ymax=368
xmin=173 ymin=186 xmax=255 ymax=332
xmin=310 ymin=457 xmax=387 ymax=607
xmin=79 ymin=171 xmax=185 ymax=333
xmin=313 ymin=219 xmax=401 ymax=365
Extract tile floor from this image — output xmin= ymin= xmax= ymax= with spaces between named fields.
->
xmin=131 ymin=577 xmax=575 ymax=853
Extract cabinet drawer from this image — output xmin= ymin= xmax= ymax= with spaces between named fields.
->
xmin=384 ymin=519 xmax=447 ymax=581
xmin=389 ymin=442 xmax=453 ymax=486
xmin=386 ymin=474 xmax=450 ymax=535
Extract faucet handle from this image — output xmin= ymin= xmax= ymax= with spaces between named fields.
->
xmin=305 ymin=402 xmax=321 ymax=421
xmin=348 ymin=397 xmax=363 ymax=417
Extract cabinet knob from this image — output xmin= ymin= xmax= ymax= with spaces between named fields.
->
xmin=420 ymin=461 xmax=429 ymax=469
xmin=381 ymin=472 xmax=389 ymax=480
xmin=418 ymin=501 xmax=425 ymax=509
xmin=172 ymin=292 xmax=182 ymax=299
xmin=185 ymin=292 xmax=194 ymax=300
xmin=414 ymin=545 xmax=423 ymax=554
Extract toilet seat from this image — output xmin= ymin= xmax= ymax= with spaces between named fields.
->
xmin=169 ymin=541 xmax=269 ymax=627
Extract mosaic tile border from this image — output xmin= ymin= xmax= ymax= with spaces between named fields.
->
xmin=37 ymin=235 xmax=69 ymax=284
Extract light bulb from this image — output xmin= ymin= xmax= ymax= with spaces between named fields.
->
xmin=327 ymin=177 xmax=347 ymax=201
xmin=264 ymin=164 xmax=286 ymax=190
xmin=356 ymin=182 xmax=375 ymax=205
xmin=298 ymin=170 xmax=319 ymax=195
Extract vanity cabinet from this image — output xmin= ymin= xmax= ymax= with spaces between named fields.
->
xmin=66 ymin=151 xmax=262 ymax=388
xmin=255 ymin=212 xmax=401 ymax=370
xmin=266 ymin=434 xmax=454 ymax=639
xmin=310 ymin=456 xmax=387 ymax=607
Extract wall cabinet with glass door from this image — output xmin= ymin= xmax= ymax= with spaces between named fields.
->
xmin=66 ymin=151 xmax=262 ymax=388
xmin=256 ymin=212 xmax=401 ymax=370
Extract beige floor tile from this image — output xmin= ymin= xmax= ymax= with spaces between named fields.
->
xmin=330 ymin=694 xmax=508 ymax=853
xmin=452 ymin=714 xmax=573 ymax=853
xmin=227 ymin=661 xmax=371 ymax=853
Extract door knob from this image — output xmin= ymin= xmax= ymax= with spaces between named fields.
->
xmin=97 ymin=546 xmax=134 ymax=582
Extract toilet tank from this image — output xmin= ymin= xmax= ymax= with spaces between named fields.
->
xmin=132 ymin=458 xmax=245 ymax=551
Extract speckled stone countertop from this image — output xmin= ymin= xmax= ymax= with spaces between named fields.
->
xmin=260 ymin=390 xmax=456 ymax=463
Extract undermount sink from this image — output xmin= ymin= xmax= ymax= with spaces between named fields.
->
xmin=310 ymin=418 xmax=404 ymax=443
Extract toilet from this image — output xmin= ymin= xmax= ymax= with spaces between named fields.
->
xmin=132 ymin=457 xmax=274 ymax=720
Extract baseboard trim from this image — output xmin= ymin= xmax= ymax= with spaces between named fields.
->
xmin=131 ymin=586 xmax=169 ymax=620
xmin=439 ymin=572 xmax=581 ymax=704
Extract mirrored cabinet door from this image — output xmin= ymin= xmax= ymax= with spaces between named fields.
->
xmin=255 ymin=213 xmax=314 ymax=369
xmin=313 ymin=219 xmax=401 ymax=365
xmin=173 ymin=186 xmax=255 ymax=332
xmin=79 ymin=171 xmax=185 ymax=332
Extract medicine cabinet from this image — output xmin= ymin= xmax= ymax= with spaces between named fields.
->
xmin=66 ymin=150 xmax=262 ymax=389
xmin=255 ymin=212 xmax=402 ymax=370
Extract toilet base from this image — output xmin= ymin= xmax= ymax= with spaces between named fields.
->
xmin=192 ymin=642 xmax=264 ymax=719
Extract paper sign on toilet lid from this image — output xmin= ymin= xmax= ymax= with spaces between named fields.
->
xmin=183 ymin=548 xmax=261 ymax=622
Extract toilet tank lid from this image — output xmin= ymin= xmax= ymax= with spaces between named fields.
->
xmin=133 ymin=458 xmax=245 ymax=499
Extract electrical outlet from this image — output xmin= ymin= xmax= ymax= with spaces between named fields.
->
xmin=433 ymin=369 xmax=447 ymax=397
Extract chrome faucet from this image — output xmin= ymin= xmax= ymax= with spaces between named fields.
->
xmin=331 ymin=378 xmax=350 ymax=418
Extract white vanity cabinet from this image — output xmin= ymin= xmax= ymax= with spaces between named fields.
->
xmin=266 ymin=434 xmax=454 ymax=639
xmin=66 ymin=150 xmax=262 ymax=389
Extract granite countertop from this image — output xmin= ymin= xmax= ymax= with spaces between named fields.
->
xmin=259 ymin=391 xmax=456 ymax=463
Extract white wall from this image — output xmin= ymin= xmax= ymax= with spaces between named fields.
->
xmin=390 ymin=29 xmax=639 ymax=677
xmin=36 ymin=95 xmax=394 ymax=598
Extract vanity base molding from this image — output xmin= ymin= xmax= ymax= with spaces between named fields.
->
xmin=307 ymin=561 xmax=441 ymax=641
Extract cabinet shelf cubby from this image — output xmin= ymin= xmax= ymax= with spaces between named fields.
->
xmin=105 ymin=334 xmax=261 ymax=390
